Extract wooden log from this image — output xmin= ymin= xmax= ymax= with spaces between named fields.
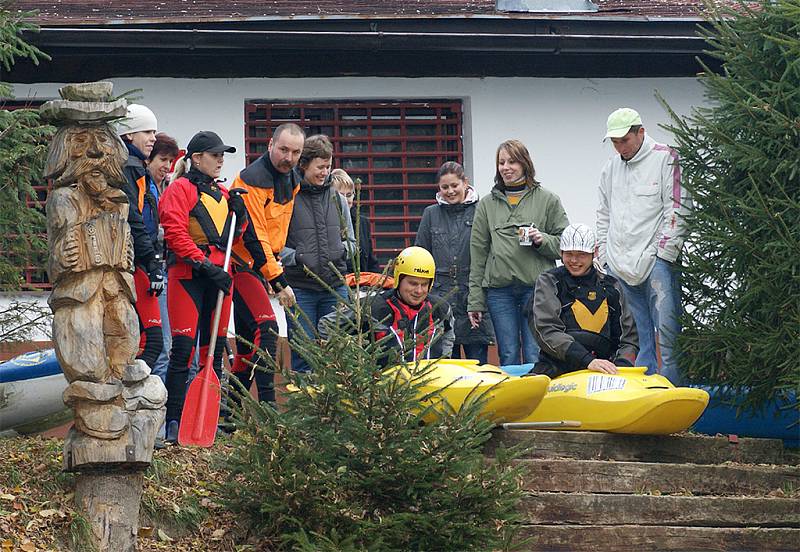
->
xmin=517 ymin=458 xmax=800 ymax=496
xmin=487 ymin=429 xmax=785 ymax=465
xmin=520 ymin=492 xmax=800 ymax=527
xmin=515 ymin=524 xmax=800 ymax=551
xmin=74 ymin=472 xmax=144 ymax=552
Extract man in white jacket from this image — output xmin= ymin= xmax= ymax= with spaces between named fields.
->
xmin=595 ymin=108 xmax=691 ymax=384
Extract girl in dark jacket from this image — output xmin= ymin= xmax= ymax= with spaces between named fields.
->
xmin=117 ymin=104 xmax=164 ymax=372
xmin=415 ymin=162 xmax=494 ymax=364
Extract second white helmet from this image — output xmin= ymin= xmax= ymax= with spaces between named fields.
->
xmin=559 ymin=223 xmax=596 ymax=253
xmin=116 ymin=104 xmax=158 ymax=136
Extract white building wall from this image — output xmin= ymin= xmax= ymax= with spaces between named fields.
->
xmin=14 ymin=76 xmax=704 ymax=228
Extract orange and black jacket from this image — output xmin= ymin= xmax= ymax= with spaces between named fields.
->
xmin=122 ymin=145 xmax=159 ymax=270
xmin=230 ymin=154 xmax=300 ymax=291
xmin=158 ymin=167 xmax=246 ymax=279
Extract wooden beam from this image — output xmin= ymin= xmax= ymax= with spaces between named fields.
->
xmin=516 ymin=458 xmax=800 ymax=496
xmin=515 ymin=525 xmax=800 ymax=551
xmin=520 ymin=493 xmax=800 ymax=527
xmin=487 ymin=429 xmax=786 ymax=465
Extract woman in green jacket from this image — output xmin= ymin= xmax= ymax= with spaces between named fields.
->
xmin=467 ymin=139 xmax=569 ymax=366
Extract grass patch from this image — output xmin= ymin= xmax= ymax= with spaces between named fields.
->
xmin=1 ymin=435 xmax=243 ymax=550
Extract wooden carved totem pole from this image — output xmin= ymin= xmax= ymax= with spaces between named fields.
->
xmin=41 ymin=82 xmax=167 ymax=551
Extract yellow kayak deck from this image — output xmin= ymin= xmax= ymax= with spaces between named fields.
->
xmin=389 ymin=359 xmax=551 ymax=424
xmin=516 ymin=367 xmax=709 ymax=434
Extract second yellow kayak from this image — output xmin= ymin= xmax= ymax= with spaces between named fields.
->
xmin=515 ymin=367 xmax=709 ymax=434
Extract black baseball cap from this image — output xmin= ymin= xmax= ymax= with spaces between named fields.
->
xmin=185 ymin=131 xmax=236 ymax=158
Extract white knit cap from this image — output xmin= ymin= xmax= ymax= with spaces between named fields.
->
xmin=116 ymin=104 xmax=157 ymax=136
xmin=560 ymin=223 xmax=596 ymax=253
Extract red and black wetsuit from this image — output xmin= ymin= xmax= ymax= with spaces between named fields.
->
xmin=122 ymin=145 xmax=163 ymax=369
xmin=227 ymin=155 xmax=300 ymax=403
xmin=158 ymin=167 xmax=243 ymax=423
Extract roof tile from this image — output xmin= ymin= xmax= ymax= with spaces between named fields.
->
xmin=16 ymin=1 xmax=744 ymax=25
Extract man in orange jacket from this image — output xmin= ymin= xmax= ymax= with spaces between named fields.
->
xmin=228 ymin=123 xmax=305 ymax=404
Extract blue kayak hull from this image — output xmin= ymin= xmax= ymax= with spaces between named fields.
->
xmin=0 ymin=349 xmax=70 ymax=434
xmin=691 ymin=386 xmax=799 ymax=448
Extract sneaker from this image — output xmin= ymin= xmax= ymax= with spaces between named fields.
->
xmin=154 ymin=422 xmax=167 ymax=450
xmin=165 ymin=420 xmax=179 ymax=445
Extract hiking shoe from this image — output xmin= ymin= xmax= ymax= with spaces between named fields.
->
xmin=154 ymin=422 xmax=167 ymax=450
xmin=165 ymin=420 xmax=179 ymax=445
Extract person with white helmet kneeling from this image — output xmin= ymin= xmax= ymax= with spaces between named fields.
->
xmin=319 ymin=246 xmax=454 ymax=368
xmin=528 ymin=224 xmax=638 ymax=378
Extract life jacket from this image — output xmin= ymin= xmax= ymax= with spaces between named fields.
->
xmin=374 ymin=293 xmax=437 ymax=362
xmin=136 ymin=174 xmax=160 ymax=236
xmin=555 ymin=267 xmax=618 ymax=359
xmin=188 ymin=182 xmax=230 ymax=249
xmin=160 ymin=168 xmax=235 ymax=270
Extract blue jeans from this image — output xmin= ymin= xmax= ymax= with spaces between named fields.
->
xmin=456 ymin=343 xmax=489 ymax=365
xmin=152 ymin=274 xmax=170 ymax=384
xmin=611 ymin=258 xmax=682 ymax=384
xmin=289 ymin=286 xmax=349 ymax=373
xmin=486 ymin=285 xmax=539 ymax=366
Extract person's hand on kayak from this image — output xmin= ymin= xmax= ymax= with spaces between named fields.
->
xmin=588 ymin=359 xmax=618 ymax=375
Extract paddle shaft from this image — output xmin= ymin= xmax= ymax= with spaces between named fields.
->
xmin=500 ymin=421 xmax=582 ymax=430
xmin=192 ymin=211 xmax=237 ymax=441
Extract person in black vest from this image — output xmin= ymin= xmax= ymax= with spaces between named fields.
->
xmin=282 ymin=134 xmax=355 ymax=373
xmin=528 ymin=224 xmax=638 ymax=378
xmin=319 ymin=246 xmax=454 ymax=368
xmin=415 ymin=162 xmax=494 ymax=364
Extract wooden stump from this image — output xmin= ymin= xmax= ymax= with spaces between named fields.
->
xmin=74 ymin=471 xmax=144 ymax=552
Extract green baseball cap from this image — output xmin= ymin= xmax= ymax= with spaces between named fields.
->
xmin=605 ymin=108 xmax=642 ymax=139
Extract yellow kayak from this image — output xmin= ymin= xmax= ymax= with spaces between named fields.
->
xmin=516 ymin=367 xmax=709 ymax=434
xmin=389 ymin=359 xmax=550 ymax=425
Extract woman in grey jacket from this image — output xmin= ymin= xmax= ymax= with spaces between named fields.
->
xmin=467 ymin=140 xmax=569 ymax=366
xmin=282 ymin=134 xmax=355 ymax=373
xmin=415 ymin=162 xmax=494 ymax=364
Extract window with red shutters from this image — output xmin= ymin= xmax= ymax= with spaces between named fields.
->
xmin=244 ymin=100 xmax=464 ymax=268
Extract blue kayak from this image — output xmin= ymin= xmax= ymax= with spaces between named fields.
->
xmin=691 ymin=386 xmax=799 ymax=448
xmin=0 ymin=349 xmax=70 ymax=434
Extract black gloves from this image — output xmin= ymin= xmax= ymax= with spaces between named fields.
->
xmin=227 ymin=190 xmax=248 ymax=239
xmin=147 ymin=258 xmax=165 ymax=297
xmin=227 ymin=192 xmax=246 ymax=222
xmin=197 ymin=258 xmax=232 ymax=295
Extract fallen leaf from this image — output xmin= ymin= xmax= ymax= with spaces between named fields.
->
xmin=211 ymin=528 xmax=225 ymax=539
xmin=138 ymin=526 xmax=154 ymax=537
xmin=39 ymin=509 xmax=59 ymax=518
xmin=0 ymin=494 xmax=15 ymax=501
xmin=157 ymin=529 xmax=173 ymax=542
xmin=20 ymin=542 xmax=36 ymax=552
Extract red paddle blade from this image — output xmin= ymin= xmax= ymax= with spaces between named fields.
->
xmin=178 ymin=365 xmax=222 ymax=447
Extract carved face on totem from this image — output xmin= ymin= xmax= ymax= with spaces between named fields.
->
xmin=44 ymin=124 xmax=128 ymax=190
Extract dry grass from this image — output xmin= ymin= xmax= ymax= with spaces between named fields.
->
xmin=0 ymin=435 xmax=249 ymax=551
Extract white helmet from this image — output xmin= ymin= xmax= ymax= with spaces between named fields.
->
xmin=116 ymin=104 xmax=158 ymax=136
xmin=560 ymin=223 xmax=596 ymax=253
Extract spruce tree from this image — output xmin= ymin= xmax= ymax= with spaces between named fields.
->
xmin=662 ymin=0 xmax=800 ymax=409
xmin=0 ymin=4 xmax=53 ymax=291
xmin=214 ymin=286 xmax=525 ymax=551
